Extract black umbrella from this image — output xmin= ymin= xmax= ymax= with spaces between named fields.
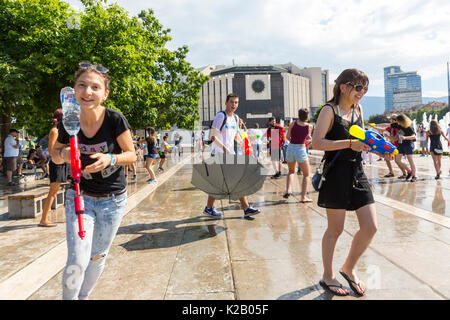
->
xmin=191 ymin=154 xmax=266 ymax=200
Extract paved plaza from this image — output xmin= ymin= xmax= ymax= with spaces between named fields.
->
xmin=0 ymin=150 xmax=449 ymax=300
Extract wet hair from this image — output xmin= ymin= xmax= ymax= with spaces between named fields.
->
xmin=74 ymin=63 xmax=111 ymax=91
xmin=226 ymin=93 xmax=239 ymax=102
xmin=429 ymin=120 xmax=441 ymax=135
xmin=396 ymin=114 xmax=412 ymax=128
xmin=328 ymin=69 xmax=369 ymax=106
xmin=298 ymin=108 xmax=309 ymax=122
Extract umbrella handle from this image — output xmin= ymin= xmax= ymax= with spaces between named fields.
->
xmin=204 ymin=162 xmax=209 ymax=177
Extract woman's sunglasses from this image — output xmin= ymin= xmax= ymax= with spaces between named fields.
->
xmin=346 ymin=82 xmax=368 ymax=92
xmin=79 ymin=62 xmax=109 ymax=73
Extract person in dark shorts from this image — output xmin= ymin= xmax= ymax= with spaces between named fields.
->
xmin=426 ymin=120 xmax=449 ymax=179
xmin=312 ymin=69 xmax=377 ymax=297
xmin=396 ymin=114 xmax=417 ymax=182
xmin=40 ymin=109 xmax=70 ymax=227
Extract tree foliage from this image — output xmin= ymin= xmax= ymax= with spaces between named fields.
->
xmin=0 ymin=0 xmax=207 ymax=141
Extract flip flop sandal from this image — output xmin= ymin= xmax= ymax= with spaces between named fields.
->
xmin=38 ymin=223 xmax=57 ymax=228
xmin=319 ymin=280 xmax=349 ymax=296
xmin=339 ymin=270 xmax=365 ymax=296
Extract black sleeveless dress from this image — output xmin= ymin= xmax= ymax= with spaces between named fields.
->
xmin=317 ymin=105 xmax=374 ymax=211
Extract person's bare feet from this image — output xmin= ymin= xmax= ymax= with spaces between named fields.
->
xmin=300 ymin=197 xmax=313 ymax=203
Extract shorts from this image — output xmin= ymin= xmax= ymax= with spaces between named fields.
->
xmin=4 ymin=157 xmax=17 ymax=172
xmin=419 ymin=140 xmax=428 ymax=148
xmin=159 ymin=151 xmax=166 ymax=159
xmin=398 ymin=142 xmax=414 ymax=155
xmin=269 ymin=148 xmax=282 ymax=161
xmin=145 ymin=154 xmax=158 ymax=160
xmin=286 ymin=144 xmax=308 ymax=163
xmin=49 ymin=161 xmax=69 ymax=183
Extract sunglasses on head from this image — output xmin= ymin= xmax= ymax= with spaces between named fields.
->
xmin=346 ymin=82 xmax=368 ymax=92
xmin=78 ymin=62 xmax=109 ymax=73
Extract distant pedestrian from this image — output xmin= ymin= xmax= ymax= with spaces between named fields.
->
xmin=248 ymin=123 xmax=263 ymax=159
xmin=426 ymin=120 xmax=449 ymax=179
xmin=396 ymin=114 xmax=417 ymax=182
xmin=4 ymin=128 xmax=20 ymax=186
xmin=144 ymin=127 xmax=158 ymax=183
xmin=417 ymin=124 xmax=429 ymax=156
xmin=158 ymin=135 xmax=169 ymax=171
xmin=266 ymin=117 xmax=286 ymax=179
xmin=284 ymin=108 xmax=312 ymax=202
xmin=40 ymin=109 xmax=69 ymax=227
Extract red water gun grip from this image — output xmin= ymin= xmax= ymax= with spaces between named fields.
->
xmin=69 ymin=136 xmax=86 ymax=240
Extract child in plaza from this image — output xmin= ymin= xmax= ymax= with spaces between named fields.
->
xmin=40 ymin=109 xmax=70 ymax=227
xmin=143 ymin=127 xmax=158 ymax=183
xmin=283 ymin=108 xmax=312 ymax=203
xmin=52 ymin=62 xmax=136 ymax=300
xmin=158 ymin=135 xmax=169 ymax=171
xmin=203 ymin=93 xmax=261 ymax=218
xmin=396 ymin=114 xmax=417 ymax=182
xmin=312 ymin=68 xmax=377 ymax=297
xmin=426 ymin=120 xmax=449 ymax=179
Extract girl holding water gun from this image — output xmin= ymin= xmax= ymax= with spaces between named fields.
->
xmin=312 ymin=69 xmax=377 ymax=297
xmin=52 ymin=63 xmax=136 ymax=300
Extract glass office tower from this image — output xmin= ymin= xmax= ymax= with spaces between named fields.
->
xmin=384 ymin=66 xmax=422 ymax=111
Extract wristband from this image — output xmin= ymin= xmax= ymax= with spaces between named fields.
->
xmin=349 ymin=138 xmax=352 ymax=148
xmin=107 ymin=153 xmax=117 ymax=168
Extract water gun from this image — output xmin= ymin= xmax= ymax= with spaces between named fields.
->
xmin=349 ymin=124 xmax=398 ymax=156
xmin=239 ymin=130 xmax=253 ymax=156
xmin=60 ymin=87 xmax=86 ymax=240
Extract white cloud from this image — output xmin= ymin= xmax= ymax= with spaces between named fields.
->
xmin=63 ymin=0 xmax=450 ymax=96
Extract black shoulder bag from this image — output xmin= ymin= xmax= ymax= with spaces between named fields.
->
xmin=312 ymin=105 xmax=355 ymax=192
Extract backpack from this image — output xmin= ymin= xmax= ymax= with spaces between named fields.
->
xmin=218 ymin=110 xmax=239 ymax=133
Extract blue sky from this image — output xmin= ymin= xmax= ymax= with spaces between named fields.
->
xmin=66 ymin=0 xmax=450 ymax=98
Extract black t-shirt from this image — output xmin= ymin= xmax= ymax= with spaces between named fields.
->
xmin=146 ymin=137 xmax=158 ymax=154
xmin=57 ymin=108 xmax=131 ymax=194
xmin=398 ymin=125 xmax=416 ymax=145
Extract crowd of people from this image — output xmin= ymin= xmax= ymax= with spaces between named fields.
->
xmin=1 ymin=62 xmax=449 ymax=300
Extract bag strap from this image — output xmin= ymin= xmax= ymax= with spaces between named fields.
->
xmin=219 ymin=111 xmax=239 ymax=132
xmin=321 ymin=107 xmax=356 ymax=176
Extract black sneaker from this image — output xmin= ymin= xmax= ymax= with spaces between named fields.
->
xmin=383 ymin=173 xmax=394 ymax=178
xmin=271 ymin=172 xmax=281 ymax=179
xmin=410 ymin=176 xmax=417 ymax=182
xmin=6 ymin=182 xmax=17 ymax=186
xmin=283 ymin=193 xmax=292 ymax=199
xmin=405 ymin=172 xmax=412 ymax=181
xmin=398 ymin=174 xmax=406 ymax=179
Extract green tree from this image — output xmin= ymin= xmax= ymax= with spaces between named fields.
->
xmin=0 ymin=0 xmax=207 ymax=144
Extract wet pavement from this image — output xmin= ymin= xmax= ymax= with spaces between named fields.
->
xmin=0 ymin=150 xmax=449 ymax=300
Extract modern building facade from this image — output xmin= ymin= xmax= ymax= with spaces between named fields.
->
xmin=384 ymin=66 xmax=422 ymax=111
xmin=198 ymin=63 xmax=332 ymax=127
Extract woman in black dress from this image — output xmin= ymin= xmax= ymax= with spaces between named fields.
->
xmin=312 ymin=69 xmax=377 ymax=296
xmin=426 ymin=120 xmax=449 ymax=179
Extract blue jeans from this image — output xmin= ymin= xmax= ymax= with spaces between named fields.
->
xmin=252 ymin=144 xmax=261 ymax=158
xmin=62 ymin=189 xmax=127 ymax=300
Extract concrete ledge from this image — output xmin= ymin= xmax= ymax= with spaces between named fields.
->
xmin=0 ymin=156 xmax=192 ymax=300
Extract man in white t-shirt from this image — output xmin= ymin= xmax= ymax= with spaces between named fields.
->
xmin=4 ymin=128 xmax=20 ymax=186
xmin=203 ymin=93 xmax=261 ymax=218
